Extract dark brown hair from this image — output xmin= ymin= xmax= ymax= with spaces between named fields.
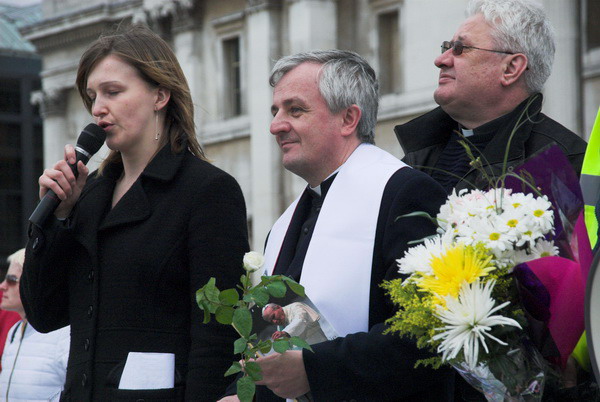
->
xmin=76 ymin=24 xmax=205 ymax=173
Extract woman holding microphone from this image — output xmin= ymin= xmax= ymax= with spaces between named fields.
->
xmin=20 ymin=24 xmax=248 ymax=401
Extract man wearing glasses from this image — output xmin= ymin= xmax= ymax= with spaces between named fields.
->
xmin=395 ymin=0 xmax=587 ymax=195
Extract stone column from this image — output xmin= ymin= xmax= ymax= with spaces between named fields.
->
xmin=34 ymin=88 xmax=69 ymax=166
xmin=246 ymin=0 xmax=284 ymax=251
xmin=286 ymin=0 xmax=337 ymax=53
xmin=170 ymin=4 xmax=203 ymax=131
xmin=542 ymin=0 xmax=581 ymax=134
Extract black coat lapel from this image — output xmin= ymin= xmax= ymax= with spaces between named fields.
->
xmin=98 ymin=180 xmax=152 ymax=230
xmin=71 ymin=173 xmax=114 ymax=256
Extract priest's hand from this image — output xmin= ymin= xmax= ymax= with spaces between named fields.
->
xmin=254 ymin=350 xmax=310 ymax=398
xmin=271 ymin=330 xmax=290 ymax=340
xmin=217 ymin=396 xmax=240 ymax=402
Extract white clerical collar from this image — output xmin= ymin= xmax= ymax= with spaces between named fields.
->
xmin=310 ymin=166 xmax=342 ymax=196
xmin=461 ymin=128 xmax=475 ymax=137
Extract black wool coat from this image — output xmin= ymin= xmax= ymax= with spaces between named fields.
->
xmin=21 ymin=142 xmax=249 ymax=401
xmin=394 ymin=94 xmax=588 ymax=192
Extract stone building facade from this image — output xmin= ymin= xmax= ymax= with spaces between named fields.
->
xmin=20 ymin=0 xmax=599 ymax=249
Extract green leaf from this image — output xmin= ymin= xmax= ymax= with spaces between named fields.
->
xmin=233 ymin=308 xmax=252 ymax=338
xmin=284 ymin=279 xmax=306 ymax=298
xmin=224 ymin=361 xmax=242 ymax=377
xmin=240 ymin=274 xmax=249 ymax=288
xmin=219 ymin=288 xmax=239 ymax=306
xmin=273 ymin=338 xmax=291 ymax=353
xmin=289 ymin=336 xmax=313 ymax=352
xmin=244 ymin=361 xmax=263 ymax=381
xmin=200 ymin=299 xmax=216 ymax=314
xmin=202 ymin=277 xmax=221 ymax=303
xmin=195 ymin=289 xmax=205 ymax=308
xmin=215 ymin=306 xmax=234 ymax=325
xmin=202 ymin=307 xmax=211 ymax=324
xmin=233 ymin=337 xmax=248 ymax=354
xmin=394 ymin=211 xmax=437 ymax=225
xmin=257 ymin=340 xmax=272 ymax=354
xmin=234 ymin=337 xmax=248 ymax=354
xmin=237 ymin=376 xmax=256 ymax=402
xmin=266 ymin=281 xmax=287 ymax=298
xmin=244 ymin=286 xmax=269 ymax=307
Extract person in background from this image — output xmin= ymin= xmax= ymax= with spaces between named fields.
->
xmin=395 ymin=0 xmax=587 ymax=195
xmin=20 ymin=24 xmax=249 ymax=401
xmin=0 ymin=277 xmax=20 ymax=372
xmin=0 ymin=248 xmax=70 ymax=401
xmin=262 ymin=302 xmax=328 ymax=344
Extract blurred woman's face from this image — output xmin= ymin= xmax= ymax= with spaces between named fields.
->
xmin=0 ymin=261 xmax=24 ymax=316
xmin=85 ymin=55 xmax=162 ymax=156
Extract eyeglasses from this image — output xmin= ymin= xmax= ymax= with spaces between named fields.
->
xmin=441 ymin=40 xmax=516 ymax=56
xmin=2 ymin=274 xmax=19 ymax=286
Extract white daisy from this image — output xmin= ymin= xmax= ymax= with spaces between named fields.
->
xmin=530 ymin=239 xmax=559 ymax=259
xmin=433 ymin=280 xmax=522 ymax=370
xmin=469 ymin=217 xmax=516 ymax=257
xmin=525 ymin=196 xmax=554 ymax=234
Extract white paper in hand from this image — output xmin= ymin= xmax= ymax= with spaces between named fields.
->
xmin=118 ymin=352 xmax=175 ymax=390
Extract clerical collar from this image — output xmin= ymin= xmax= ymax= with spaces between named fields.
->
xmin=309 ymin=168 xmax=340 ymax=197
xmin=461 ymin=128 xmax=474 ymax=137
xmin=460 ymin=105 xmax=520 ymax=138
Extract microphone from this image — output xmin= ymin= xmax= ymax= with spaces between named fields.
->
xmin=29 ymin=123 xmax=106 ymax=227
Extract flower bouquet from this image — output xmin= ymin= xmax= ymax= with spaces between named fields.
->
xmin=383 ymin=145 xmax=592 ymax=401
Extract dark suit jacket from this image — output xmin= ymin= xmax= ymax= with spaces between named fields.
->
xmin=258 ymin=166 xmax=454 ymax=401
xmin=21 ymin=143 xmax=249 ymax=401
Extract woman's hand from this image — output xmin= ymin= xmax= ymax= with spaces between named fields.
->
xmin=38 ymin=144 xmax=90 ymax=219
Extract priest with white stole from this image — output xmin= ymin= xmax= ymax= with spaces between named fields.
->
xmin=220 ymin=50 xmax=454 ymax=401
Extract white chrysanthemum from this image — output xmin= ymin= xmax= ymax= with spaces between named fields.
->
xmin=433 ymin=280 xmax=522 ymax=370
xmin=511 ymin=249 xmax=534 ymax=265
xmin=438 ymin=189 xmax=494 ymax=233
xmin=504 ymin=192 xmax=534 ymax=212
xmin=530 ymin=239 xmax=559 ymax=259
xmin=497 ymin=208 xmax=530 ymax=237
xmin=396 ymin=236 xmax=448 ymax=277
xmin=469 ymin=217 xmax=516 ymax=257
xmin=514 ymin=224 xmax=544 ymax=248
xmin=525 ymin=196 xmax=554 ymax=234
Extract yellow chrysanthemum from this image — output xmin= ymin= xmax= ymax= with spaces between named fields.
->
xmin=418 ymin=244 xmax=494 ymax=304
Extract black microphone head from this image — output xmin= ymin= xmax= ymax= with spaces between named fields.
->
xmin=77 ymin=123 xmax=106 ymax=155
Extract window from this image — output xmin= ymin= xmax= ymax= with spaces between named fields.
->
xmin=0 ymin=79 xmax=21 ymax=114
xmin=586 ymin=0 xmax=600 ymax=51
xmin=223 ymin=36 xmax=242 ymax=117
xmin=0 ymin=73 xmax=43 ymax=270
xmin=378 ymin=10 xmax=401 ymax=95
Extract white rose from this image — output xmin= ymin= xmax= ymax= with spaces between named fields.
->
xmin=243 ymin=251 xmax=265 ymax=272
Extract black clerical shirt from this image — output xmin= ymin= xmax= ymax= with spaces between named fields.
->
xmin=272 ymin=174 xmax=336 ymax=282
xmin=431 ymin=110 xmax=516 ymax=194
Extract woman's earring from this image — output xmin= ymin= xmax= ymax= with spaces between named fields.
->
xmin=155 ymin=110 xmax=160 ymax=141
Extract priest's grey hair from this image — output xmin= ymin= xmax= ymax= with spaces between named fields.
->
xmin=262 ymin=303 xmax=281 ymax=317
xmin=270 ymin=50 xmax=379 ymax=144
xmin=467 ymin=0 xmax=555 ymax=94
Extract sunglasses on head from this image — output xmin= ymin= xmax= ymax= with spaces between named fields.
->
xmin=3 ymin=274 xmax=19 ymax=286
